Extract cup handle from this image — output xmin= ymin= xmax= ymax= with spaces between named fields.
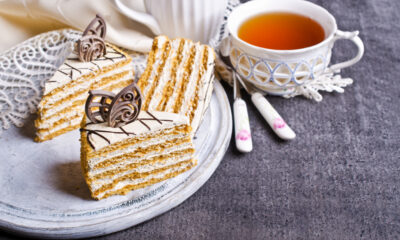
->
xmin=328 ymin=30 xmax=364 ymax=73
xmin=114 ymin=0 xmax=161 ymax=35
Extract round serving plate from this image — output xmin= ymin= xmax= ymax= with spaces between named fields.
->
xmin=0 ymin=80 xmax=232 ymax=239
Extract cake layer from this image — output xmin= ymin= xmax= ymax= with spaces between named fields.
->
xmin=36 ymin=105 xmax=82 ymax=129
xmin=88 ymin=138 xmax=193 ymax=179
xmin=36 ymin=117 xmax=82 ymax=142
xmin=90 ymin=135 xmax=192 ymax=171
xmin=136 ymin=36 xmax=169 ymax=106
xmin=95 ymin=159 xmax=196 ymax=200
xmin=148 ymin=39 xmax=185 ymax=111
xmin=137 ymin=35 xmax=215 ymax=132
xmin=90 ymin=150 xmax=194 ymax=186
xmin=92 ymin=157 xmax=195 ymax=196
xmin=90 ymin=147 xmax=194 ymax=179
xmin=37 ymin=122 xmax=82 ymax=142
xmin=85 ymin=140 xmax=195 ymax=197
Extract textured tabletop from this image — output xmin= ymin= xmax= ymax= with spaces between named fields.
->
xmin=1 ymin=0 xmax=400 ymax=239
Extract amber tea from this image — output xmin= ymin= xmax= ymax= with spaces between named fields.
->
xmin=238 ymin=12 xmax=325 ymax=50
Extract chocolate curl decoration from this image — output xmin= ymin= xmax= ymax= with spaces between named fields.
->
xmin=77 ymin=14 xmax=107 ymax=62
xmin=108 ymin=83 xmax=142 ymax=127
xmin=85 ymin=90 xmax=115 ymax=124
xmin=85 ymin=82 xmax=142 ymax=127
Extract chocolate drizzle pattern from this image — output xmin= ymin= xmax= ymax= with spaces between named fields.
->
xmin=50 ymin=46 xmax=126 ymax=88
xmin=81 ymin=111 xmax=174 ymax=150
xmin=85 ymin=82 xmax=142 ymax=127
xmin=77 ymin=14 xmax=107 ymax=62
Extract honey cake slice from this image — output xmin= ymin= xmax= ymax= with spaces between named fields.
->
xmin=137 ymin=35 xmax=215 ymax=133
xmin=80 ymin=111 xmax=197 ymax=200
xmin=35 ymin=43 xmax=133 ymax=142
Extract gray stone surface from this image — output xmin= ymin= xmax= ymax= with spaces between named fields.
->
xmin=1 ymin=0 xmax=400 ymax=239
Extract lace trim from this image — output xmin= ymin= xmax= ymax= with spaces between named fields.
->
xmin=0 ymin=29 xmax=82 ymax=133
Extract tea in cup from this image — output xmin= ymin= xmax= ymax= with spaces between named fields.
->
xmin=221 ymin=0 xmax=364 ymax=95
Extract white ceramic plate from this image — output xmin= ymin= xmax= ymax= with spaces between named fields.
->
xmin=0 ymin=80 xmax=232 ymax=239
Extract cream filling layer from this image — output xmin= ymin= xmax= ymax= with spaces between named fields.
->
xmin=95 ymin=161 xmax=194 ymax=199
xmin=41 ymin=64 xmax=133 ymax=108
xmin=87 ymin=131 xmax=188 ymax=166
xmin=191 ymin=73 xmax=214 ymax=132
xmin=91 ymin=152 xmax=193 ymax=188
xmin=92 ymin=156 xmax=193 ymax=198
xmin=187 ymin=48 xmax=215 ymax=131
xmin=164 ymin=41 xmax=193 ymax=112
xmin=36 ymin=116 xmax=82 ymax=139
xmin=178 ymin=45 xmax=204 ymax=115
xmin=146 ymin=39 xmax=181 ymax=110
xmin=142 ymin=37 xmax=168 ymax=99
xmin=37 ymin=106 xmax=82 ymax=129
xmin=38 ymin=73 xmax=132 ymax=120
xmin=87 ymin=141 xmax=193 ymax=177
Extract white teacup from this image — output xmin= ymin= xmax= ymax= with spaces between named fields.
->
xmin=221 ymin=0 xmax=364 ymax=95
xmin=114 ymin=0 xmax=228 ymax=44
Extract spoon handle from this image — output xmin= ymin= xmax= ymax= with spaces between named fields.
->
xmin=233 ymin=98 xmax=253 ymax=152
xmin=251 ymin=92 xmax=296 ymax=140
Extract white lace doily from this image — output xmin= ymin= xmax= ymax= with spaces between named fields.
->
xmin=0 ymin=29 xmax=79 ymax=134
xmin=0 ymin=29 xmax=149 ymax=135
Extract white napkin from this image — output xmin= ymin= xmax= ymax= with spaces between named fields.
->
xmin=0 ymin=0 xmax=154 ymax=53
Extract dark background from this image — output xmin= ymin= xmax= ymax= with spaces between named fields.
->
xmin=2 ymin=0 xmax=400 ymax=239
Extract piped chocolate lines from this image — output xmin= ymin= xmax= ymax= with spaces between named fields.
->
xmin=119 ymin=126 xmax=130 ymax=136
xmin=81 ymin=111 xmax=175 ymax=150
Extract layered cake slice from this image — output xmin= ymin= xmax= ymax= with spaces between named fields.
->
xmin=137 ymin=35 xmax=215 ymax=132
xmin=35 ymin=15 xmax=134 ymax=142
xmin=35 ymin=44 xmax=133 ymax=142
xmin=80 ymin=83 xmax=196 ymax=200
xmin=80 ymin=110 xmax=196 ymax=200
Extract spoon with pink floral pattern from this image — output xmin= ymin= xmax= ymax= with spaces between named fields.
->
xmin=235 ymin=75 xmax=296 ymax=141
xmin=233 ymin=71 xmax=253 ymax=152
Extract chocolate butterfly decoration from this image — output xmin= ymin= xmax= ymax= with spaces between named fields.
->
xmin=77 ymin=14 xmax=107 ymax=62
xmin=85 ymin=82 xmax=142 ymax=128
